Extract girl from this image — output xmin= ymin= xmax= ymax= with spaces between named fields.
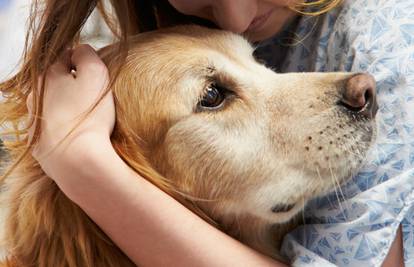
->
xmin=1 ymin=0 xmax=411 ymax=266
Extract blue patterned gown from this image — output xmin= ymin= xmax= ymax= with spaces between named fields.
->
xmin=255 ymin=0 xmax=414 ymax=266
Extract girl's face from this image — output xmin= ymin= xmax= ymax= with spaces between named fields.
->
xmin=168 ymin=0 xmax=299 ymax=41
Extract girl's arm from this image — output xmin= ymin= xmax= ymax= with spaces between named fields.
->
xmin=30 ymin=44 xmax=287 ymax=267
xmin=56 ymin=134 xmax=285 ymax=267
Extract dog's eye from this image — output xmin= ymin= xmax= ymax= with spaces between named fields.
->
xmin=198 ymin=84 xmax=226 ymax=111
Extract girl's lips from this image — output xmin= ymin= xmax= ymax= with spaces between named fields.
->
xmin=246 ymin=8 xmax=276 ymax=33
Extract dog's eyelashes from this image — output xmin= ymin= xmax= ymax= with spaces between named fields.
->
xmin=271 ymin=203 xmax=296 ymax=213
xmin=197 ymin=83 xmax=227 ymax=111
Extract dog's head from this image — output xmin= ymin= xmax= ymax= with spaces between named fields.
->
xmin=103 ymin=25 xmax=376 ymax=254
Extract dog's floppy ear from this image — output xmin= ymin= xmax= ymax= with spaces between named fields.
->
xmin=109 ymin=101 xmax=217 ymax=225
xmin=96 ymin=42 xmax=173 ymax=193
xmin=97 ymin=38 xmax=218 ymax=226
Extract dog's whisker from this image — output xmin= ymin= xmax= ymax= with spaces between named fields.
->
xmin=315 ymin=166 xmax=335 ymax=209
xmin=298 ymin=165 xmax=307 ymax=226
xmin=327 ymin=163 xmax=344 ymax=214
xmin=329 ymin=161 xmax=350 ymax=218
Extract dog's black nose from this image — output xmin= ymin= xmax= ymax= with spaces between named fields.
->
xmin=339 ymin=73 xmax=378 ymax=118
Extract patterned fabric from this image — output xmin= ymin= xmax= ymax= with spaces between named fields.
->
xmin=255 ymin=0 xmax=414 ymax=266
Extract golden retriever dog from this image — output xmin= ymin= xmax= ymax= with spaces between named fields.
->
xmin=0 ymin=25 xmax=377 ymax=266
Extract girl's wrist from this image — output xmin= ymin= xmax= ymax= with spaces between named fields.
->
xmin=44 ymin=133 xmax=116 ymax=192
xmin=53 ymin=134 xmax=140 ymax=206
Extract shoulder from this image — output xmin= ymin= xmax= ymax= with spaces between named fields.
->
xmin=333 ymin=0 xmax=414 ymax=48
xmin=280 ymin=0 xmax=414 ymax=73
xmin=312 ymin=0 xmax=414 ymax=73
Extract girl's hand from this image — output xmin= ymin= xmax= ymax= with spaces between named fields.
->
xmin=28 ymin=44 xmax=115 ymax=179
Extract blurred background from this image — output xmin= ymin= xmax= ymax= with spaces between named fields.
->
xmin=0 ymin=0 xmax=113 ymax=82
xmin=0 ymin=0 xmax=29 ymax=81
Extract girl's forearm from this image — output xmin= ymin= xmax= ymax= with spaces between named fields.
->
xmin=55 ymin=134 xmax=287 ymax=267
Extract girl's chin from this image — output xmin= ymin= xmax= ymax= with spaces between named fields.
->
xmin=245 ymin=8 xmax=298 ymax=42
xmin=244 ymin=29 xmax=281 ymax=42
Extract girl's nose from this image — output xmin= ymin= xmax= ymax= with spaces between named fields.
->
xmin=210 ymin=0 xmax=257 ymax=33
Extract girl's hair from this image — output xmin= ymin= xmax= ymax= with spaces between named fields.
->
xmin=0 ymin=0 xmax=342 ymax=188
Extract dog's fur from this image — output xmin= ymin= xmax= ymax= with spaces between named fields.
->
xmin=1 ymin=25 xmax=376 ymax=266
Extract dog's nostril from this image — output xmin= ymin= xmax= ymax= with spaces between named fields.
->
xmin=343 ymin=73 xmax=375 ymax=108
xmin=338 ymin=99 xmax=365 ymax=113
xmin=339 ymin=73 xmax=378 ymax=118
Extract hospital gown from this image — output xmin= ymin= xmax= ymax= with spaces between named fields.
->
xmin=255 ymin=0 xmax=414 ymax=266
